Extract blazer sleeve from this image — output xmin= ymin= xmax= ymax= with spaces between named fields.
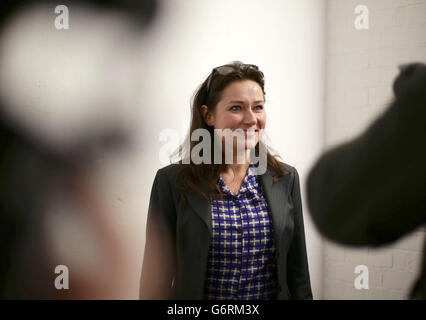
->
xmin=286 ymin=168 xmax=313 ymax=300
xmin=140 ymin=168 xmax=177 ymax=299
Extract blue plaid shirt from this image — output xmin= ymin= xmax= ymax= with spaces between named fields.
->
xmin=204 ymin=165 xmax=278 ymax=300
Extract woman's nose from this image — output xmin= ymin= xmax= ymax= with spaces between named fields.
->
xmin=244 ymin=109 xmax=257 ymax=125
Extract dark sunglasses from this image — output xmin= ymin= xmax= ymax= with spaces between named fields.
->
xmin=205 ymin=62 xmax=261 ymax=95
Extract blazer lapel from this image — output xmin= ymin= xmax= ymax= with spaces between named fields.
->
xmin=184 ymin=182 xmax=212 ymax=234
xmin=260 ymin=167 xmax=286 ymax=241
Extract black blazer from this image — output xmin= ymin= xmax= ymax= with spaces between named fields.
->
xmin=141 ymin=162 xmax=313 ymax=300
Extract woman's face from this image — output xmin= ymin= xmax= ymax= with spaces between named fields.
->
xmin=203 ymin=79 xmax=266 ymax=153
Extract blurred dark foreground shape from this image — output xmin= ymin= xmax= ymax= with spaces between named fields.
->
xmin=307 ymin=62 xmax=426 ymax=299
xmin=0 ymin=0 xmax=159 ymax=299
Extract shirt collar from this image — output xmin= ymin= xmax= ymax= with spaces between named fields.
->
xmin=218 ymin=164 xmax=262 ymax=199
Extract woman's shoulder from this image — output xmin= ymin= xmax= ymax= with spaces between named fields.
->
xmin=157 ymin=162 xmax=182 ymax=174
xmin=266 ymin=160 xmax=297 ymax=177
xmin=154 ymin=162 xmax=183 ymax=184
xmin=278 ymin=161 xmax=296 ymax=173
xmin=265 ymin=161 xmax=299 ymax=190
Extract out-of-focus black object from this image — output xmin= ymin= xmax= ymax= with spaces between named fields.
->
xmin=0 ymin=0 xmax=158 ymax=299
xmin=0 ymin=111 xmax=63 ymax=298
xmin=0 ymin=107 xmax=131 ymax=299
xmin=307 ymin=62 xmax=426 ymax=299
xmin=0 ymin=0 xmax=159 ymax=30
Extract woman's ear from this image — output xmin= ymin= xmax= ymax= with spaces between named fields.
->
xmin=200 ymin=105 xmax=214 ymax=126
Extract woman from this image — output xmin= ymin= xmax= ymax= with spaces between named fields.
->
xmin=140 ymin=61 xmax=312 ymax=300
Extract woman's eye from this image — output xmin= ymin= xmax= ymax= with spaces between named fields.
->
xmin=230 ymin=106 xmax=241 ymax=111
xmin=254 ymin=105 xmax=264 ymax=111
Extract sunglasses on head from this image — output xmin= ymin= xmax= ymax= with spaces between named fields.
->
xmin=205 ymin=62 xmax=260 ymax=95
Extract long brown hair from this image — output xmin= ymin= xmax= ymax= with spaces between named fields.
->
xmin=173 ymin=61 xmax=287 ymax=205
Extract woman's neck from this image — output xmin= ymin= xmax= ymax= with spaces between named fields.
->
xmin=226 ymin=150 xmax=251 ymax=177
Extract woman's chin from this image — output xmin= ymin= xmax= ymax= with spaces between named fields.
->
xmin=234 ymin=143 xmax=256 ymax=154
xmin=245 ymin=137 xmax=258 ymax=150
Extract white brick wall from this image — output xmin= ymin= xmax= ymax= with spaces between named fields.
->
xmin=324 ymin=0 xmax=426 ymax=299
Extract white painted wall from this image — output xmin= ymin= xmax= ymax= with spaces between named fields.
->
xmin=323 ymin=0 xmax=426 ymax=299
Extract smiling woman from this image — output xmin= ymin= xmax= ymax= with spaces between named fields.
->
xmin=140 ymin=61 xmax=313 ymax=300
xmin=201 ymin=80 xmax=265 ymax=163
